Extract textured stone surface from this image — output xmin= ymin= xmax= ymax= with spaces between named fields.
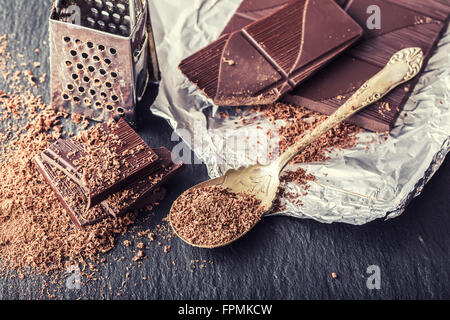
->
xmin=0 ymin=0 xmax=448 ymax=300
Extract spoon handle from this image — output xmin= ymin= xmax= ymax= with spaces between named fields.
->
xmin=275 ymin=47 xmax=424 ymax=172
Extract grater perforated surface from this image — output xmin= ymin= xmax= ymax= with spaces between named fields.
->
xmin=50 ymin=0 xmax=154 ymax=123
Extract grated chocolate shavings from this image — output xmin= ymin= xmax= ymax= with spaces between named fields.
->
xmin=170 ymin=185 xmax=265 ymax=247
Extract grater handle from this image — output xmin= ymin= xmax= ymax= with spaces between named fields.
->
xmin=55 ymin=0 xmax=63 ymax=14
xmin=129 ymin=0 xmax=136 ymax=30
xmin=145 ymin=0 xmax=161 ymax=82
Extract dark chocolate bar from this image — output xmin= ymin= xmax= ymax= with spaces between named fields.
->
xmin=179 ymin=0 xmax=363 ymax=106
xmin=35 ymin=147 xmax=184 ymax=228
xmin=282 ymin=0 xmax=450 ymax=131
xmin=221 ymin=0 xmax=290 ymax=36
xmin=41 ymin=118 xmax=160 ymax=209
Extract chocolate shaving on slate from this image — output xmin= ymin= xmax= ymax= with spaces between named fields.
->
xmin=283 ymin=0 xmax=450 ymax=131
xmin=179 ymin=0 xmax=362 ymax=106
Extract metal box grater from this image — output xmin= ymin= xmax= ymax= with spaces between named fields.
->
xmin=49 ymin=0 xmax=160 ymax=123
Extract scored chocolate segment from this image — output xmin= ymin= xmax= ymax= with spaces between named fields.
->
xmin=41 ymin=118 xmax=160 ymax=209
xmin=221 ymin=0 xmax=289 ymax=35
xmin=283 ymin=0 xmax=450 ymax=132
xmin=104 ymin=147 xmax=185 ymax=217
xmin=35 ymin=154 xmax=114 ymax=229
xmin=179 ymin=0 xmax=363 ymax=106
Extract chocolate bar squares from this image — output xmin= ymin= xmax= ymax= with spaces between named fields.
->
xmin=179 ymin=0 xmax=362 ymax=106
xmin=35 ymin=120 xmax=184 ymax=229
xmin=283 ymin=0 xmax=450 ymax=131
xmin=41 ymin=118 xmax=160 ymax=209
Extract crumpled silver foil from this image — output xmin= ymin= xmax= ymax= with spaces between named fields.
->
xmin=149 ymin=0 xmax=450 ymax=225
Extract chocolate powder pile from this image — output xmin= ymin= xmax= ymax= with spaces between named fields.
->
xmin=0 ymin=90 xmax=150 ymax=273
xmin=170 ymin=186 xmax=265 ymax=247
xmin=0 ymin=35 xmax=164 ymax=274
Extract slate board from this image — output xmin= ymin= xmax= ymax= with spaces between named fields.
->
xmin=0 ymin=0 xmax=448 ymax=300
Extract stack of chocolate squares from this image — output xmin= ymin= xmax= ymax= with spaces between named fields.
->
xmin=34 ymin=119 xmax=184 ymax=229
xmin=179 ymin=0 xmax=450 ymax=132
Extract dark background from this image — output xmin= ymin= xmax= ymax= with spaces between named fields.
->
xmin=0 ymin=0 xmax=448 ymax=300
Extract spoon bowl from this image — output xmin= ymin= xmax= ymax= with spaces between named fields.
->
xmin=169 ymin=162 xmax=282 ymax=248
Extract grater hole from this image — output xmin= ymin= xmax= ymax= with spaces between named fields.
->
xmin=70 ymin=50 xmax=77 ymax=57
xmin=100 ymin=92 xmax=107 ymax=98
xmin=117 ymin=107 xmax=125 ymax=114
xmin=90 ymin=89 xmax=96 ymax=96
xmin=95 ymin=102 xmax=102 ymax=108
xmin=108 ymin=23 xmax=117 ymax=32
xmin=94 ymin=79 xmax=101 ymax=86
xmin=112 ymin=95 xmax=118 ymax=101
xmin=87 ymin=42 xmax=94 ymax=49
xmin=109 ymin=48 xmax=117 ymax=55
xmin=72 ymin=74 xmax=79 ymax=80
xmin=97 ymin=20 xmax=106 ymax=29
xmin=91 ymin=8 xmax=99 ymax=17
xmin=105 ymin=1 xmax=114 ymax=11
xmin=99 ymin=69 xmax=107 ymax=76
xmin=106 ymin=105 xmax=114 ymax=111
xmin=94 ymin=0 xmax=102 ymax=9
xmin=105 ymin=82 xmax=112 ymax=88
xmin=63 ymin=37 xmax=71 ymax=43
xmin=101 ymin=11 xmax=110 ymax=20
xmin=119 ymin=25 xmax=128 ymax=35
xmin=65 ymin=61 xmax=72 ymax=67
xmin=67 ymin=84 xmax=74 ymax=91
xmin=88 ymin=66 xmax=95 ymax=73
xmin=62 ymin=94 xmax=70 ymax=100
xmin=98 ymin=45 xmax=106 ymax=51
xmin=104 ymin=58 xmax=112 ymax=65
xmin=76 ymin=63 xmax=84 ymax=70
xmin=73 ymin=96 xmax=81 ymax=102
xmin=82 ymin=53 xmax=89 ymax=59
xmin=117 ymin=4 xmax=126 ymax=13
xmin=84 ymin=98 xmax=92 ymax=105
xmin=83 ymin=76 xmax=90 ymax=83
xmin=78 ymin=87 xmax=85 ymax=93
xmin=75 ymin=39 xmax=82 ymax=45
xmin=112 ymin=13 xmax=121 ymax=24
xmin=87 ymin=17 xmax=96 ymax=26
xmin=111 ymin=72 xmax=118 ymax=78
xmin=93 ymin=56 xmax=100 ymax=62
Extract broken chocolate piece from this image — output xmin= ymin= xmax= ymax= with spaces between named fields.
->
xmin=283 ymin=0 xmax=450 ymax=131
xmin=41 ymin=118 xmax=160 ymax=209
xmin=35 ymin=147 xmax=183 ymax=229
xmin=105 ymin=147 xmax=185 ymax=217
xmin=179 ymin=0 xmax=363 ymax=106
